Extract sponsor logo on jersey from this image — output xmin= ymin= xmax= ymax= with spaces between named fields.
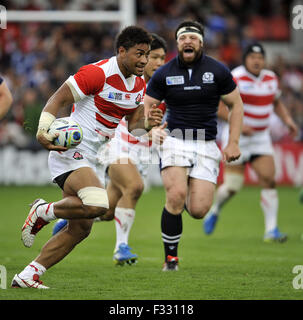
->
xmin=184 ymin=86 xmax=201 ymax=90
xmin=202 ymin=72 xmax=214 ymax=83
xmin=166 ymin=76 xmax=184 ymax=85
xmin=108 ymin=92 xmax=122 ymax=100
xmin=240 ymin=84 xmax=254 ymax=90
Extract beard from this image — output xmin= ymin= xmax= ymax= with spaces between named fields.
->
xmin=178 ymin=47 xmax=203 ymax=66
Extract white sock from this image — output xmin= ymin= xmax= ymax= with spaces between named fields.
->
xmin=260 ymin=189 xmax=278 ymax=233
xmin=37 ymin=202 xmax=56 ymax=222
xmin=211 ymin=184 xmax=236 ymax=216
xmin=18 ymin=261 xmax=46 ymax=279
xmin=114 ymin=207 xmax=135 ymax=252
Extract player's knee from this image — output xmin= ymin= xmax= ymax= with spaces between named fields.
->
xmin=166 ymin=188 xmax=187 ymax=211
xmin=99 ymin=209 xmax=115 ymax=221
xmin=224 ymin=172 xmax=244 ymax=193
xmin=83 ymin=205 xmax=107 ymax=219
xmin=77 ymin=186 xmax=109 ymax=218
xmin=169 ymin=187 xmax=187 ymax=201
xmin=124 ymin=181 xmax=144 ymax=201
xmin=259 ymin=175 xmax=276 ymax=188
xmin=188 ymin=203 xmax=211 ymax=219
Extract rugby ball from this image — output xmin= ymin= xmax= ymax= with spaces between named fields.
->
xmin=48 ymin=117 xmax=83 ymax=148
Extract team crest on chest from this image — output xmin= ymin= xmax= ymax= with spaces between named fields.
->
xmin=73 ymin=152 xmax=84 ymax=160
xmin=202 ymin=72 xmax=214 ymax=84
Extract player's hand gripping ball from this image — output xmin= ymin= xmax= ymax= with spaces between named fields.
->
xmin=48 ymin=117 xmax=83 ymax=148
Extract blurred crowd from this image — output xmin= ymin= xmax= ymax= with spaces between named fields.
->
xmin=0 ymin=0 xmax=302 ymax=149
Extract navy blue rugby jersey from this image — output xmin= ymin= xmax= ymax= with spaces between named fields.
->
xmin=146 ymin=53 xmax=236 ymax=140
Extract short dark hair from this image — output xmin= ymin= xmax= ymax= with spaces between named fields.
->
xmin=150 ymin=33 xmax=167 ymax=53
xmin=243 ymin=43 xmax=266 ymax=62
xmin=175 ymin=20 xmax=204 ymax=39
xmin=115 ymin=26 xmax=152 ymax=53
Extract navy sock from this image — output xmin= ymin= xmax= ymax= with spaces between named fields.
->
xmin=161 ymin=207 xmax=182 ymax=261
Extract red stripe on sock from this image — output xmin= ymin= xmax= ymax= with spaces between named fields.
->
xmin=114 ymin=216 xmax=122 ymax=227
xmin=261 ymin=195 xmax=269 ymax=208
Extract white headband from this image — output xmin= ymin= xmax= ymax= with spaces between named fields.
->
xmin=176 ymin=26 xmax=203 ymax=42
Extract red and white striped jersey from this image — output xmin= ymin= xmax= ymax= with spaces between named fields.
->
xmin=66 ymin=56 xmax=146 ymax=137
xmin=232 ymin=65 xmax=280 ymax=131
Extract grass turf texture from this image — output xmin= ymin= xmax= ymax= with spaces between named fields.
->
xmin=0 ymin=185 xmax=303 ymax=300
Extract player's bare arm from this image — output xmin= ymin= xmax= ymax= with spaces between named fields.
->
xmin=217 ymin=101 xmax=229 ymax=122
xmin=218 ymin=100 xmax=253 ymax=136
xmin=273 ymin=98 xmax=298 ymax=138
xmin=0 ymin=81 xmax=13 ymax=120
xmin=220 ymin=87 xmax=243 ymax=162
xmin=36 ymin=83 xmax=75 ymax=152
xmin=126 ymin=104 xmax=145 ymax=134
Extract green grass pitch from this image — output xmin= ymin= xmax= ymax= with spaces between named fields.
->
xmin=0 ymin=185 xmax=303 ymax=300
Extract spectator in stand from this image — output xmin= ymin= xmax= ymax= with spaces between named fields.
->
xmin=0 ymin=0 xmax=302 ymax=149
xmin=0 ymin=76 xmax=13 ymax=120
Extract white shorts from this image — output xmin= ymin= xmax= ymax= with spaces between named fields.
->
xmin=98 ymin=137 xmax=150 ymax=186
xmin=159 ymin=136 xmax=222 ymax=184
xmin=48 ymin=127 xmax=110 ymax=186
xmin=221 ymin=125 xmax=274 ymax=165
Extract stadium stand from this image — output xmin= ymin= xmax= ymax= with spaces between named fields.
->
xmin=0 ymin=0 xmax=302 ymax=185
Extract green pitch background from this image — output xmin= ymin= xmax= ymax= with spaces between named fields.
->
xmin=0 ymin=185 xmax=303 ymax=300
